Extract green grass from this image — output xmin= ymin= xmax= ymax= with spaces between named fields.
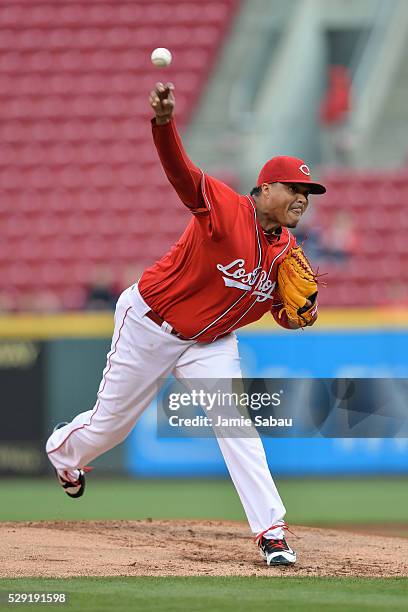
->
xmin=2 ymin=479 xmax=406 ymax=611
xmin=1 ymin=477 xmax=408 ymax=524
xmin=0 ymin=577 xmax=407 ymax=612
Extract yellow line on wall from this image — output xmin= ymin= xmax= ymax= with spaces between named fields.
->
xmin=243 ymin=308 xmax=408 ymax=333
xmin=0 ymin=312 xmax=114 ymax=339
xmin=0 ymin=308 xmax=407 ymax=339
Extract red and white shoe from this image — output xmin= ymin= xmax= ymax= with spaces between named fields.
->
xmin=55 ymin=469 xmax=86 ymax=499
xmin=256 ymin=522 xmax=297 ymax=566
xmin=258 ymin=536 xmax=297 ymax=566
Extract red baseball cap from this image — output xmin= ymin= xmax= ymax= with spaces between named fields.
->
xmin=257 ymin=156 xmax=326 ymax=194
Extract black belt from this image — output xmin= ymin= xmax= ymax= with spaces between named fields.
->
xmin=145 ymin=310 xmax=190 ymax=341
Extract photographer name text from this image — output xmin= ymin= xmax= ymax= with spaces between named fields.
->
xmin=168 ymin=415 xmax=293 ymax=428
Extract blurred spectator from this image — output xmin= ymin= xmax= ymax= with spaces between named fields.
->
xmin=18 ymin=290 xmax=62 ymax=313
xmin=84 ymin=265 xmax=118 ymax=311
xmin=321 ymin=211 xmax=358 ymax=261
xmin=319 ymin=65 xmax=352 ymax=165
xmin=295 ymin=210 xmax=357 ymax=263
xmin=293 ymin=206 xmax=330 ymax=261
xmin=293 ymin=222 xmax=326 ymax=261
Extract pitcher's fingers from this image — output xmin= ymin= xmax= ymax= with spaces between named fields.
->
xmin=149 ymin=92 xmax=160 ymax=106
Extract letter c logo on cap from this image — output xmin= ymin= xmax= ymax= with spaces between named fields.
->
xmin=299 ymin=164 xmax=310 ymax=176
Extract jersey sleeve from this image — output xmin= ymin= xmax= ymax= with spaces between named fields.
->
xmin=152 ymin=117 xmax=241 ymax=239
xmin=151 ymin=117 xmax=205 ymax=209
xmin=194 ymin=172 xmax=242 ymax=238
xmin=270 ymin=304 xmax=296 ymax=329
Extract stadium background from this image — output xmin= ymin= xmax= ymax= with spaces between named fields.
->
xmin=0 ymin=0 xmax=407 ymax=608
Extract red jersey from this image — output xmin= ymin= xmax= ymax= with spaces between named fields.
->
xmin=139 ymin=119 xmax=297 ymax=342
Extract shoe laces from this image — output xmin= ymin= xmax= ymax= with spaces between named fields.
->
xmin=254 ymin=522 xmax=296 ymax=545
xmin=61 ymin=466 xmax=93 ymax=485
xmin=265 ymin=538 xmax=286 ymax=550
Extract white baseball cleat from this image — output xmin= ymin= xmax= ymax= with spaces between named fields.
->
xmin=258 ymin=536 xmax=297 ymax=566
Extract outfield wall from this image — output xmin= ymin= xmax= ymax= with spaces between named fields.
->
xmin=0 ymin=310 xmax=407 ymax=476
xmin=128 ymin=327 xmax=408 ymax=477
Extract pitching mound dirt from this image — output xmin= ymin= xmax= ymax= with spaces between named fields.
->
xmin=1 ymin=520 xmax=407 ymax=578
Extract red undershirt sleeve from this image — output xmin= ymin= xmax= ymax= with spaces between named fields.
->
xmin=270 ymin=284 xmax=299 ymax=330
xmin=271 ymin=306 xmax=295 ymax=330
xmin=151 ymin=117 xmax=206 ymax=210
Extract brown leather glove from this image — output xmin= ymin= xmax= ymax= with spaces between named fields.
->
xmin=277 ymin=246 xmax=319 ymax=328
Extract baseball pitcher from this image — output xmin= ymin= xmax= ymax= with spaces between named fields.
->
xmin=46 ymin=82 xmax=326 ymax=566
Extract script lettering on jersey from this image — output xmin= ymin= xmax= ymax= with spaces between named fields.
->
xmin=216 ymin=259 xmax=275 ymax=302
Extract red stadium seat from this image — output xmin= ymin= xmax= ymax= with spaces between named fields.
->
xmin=0 ymin=0 xmax=261 ymax=308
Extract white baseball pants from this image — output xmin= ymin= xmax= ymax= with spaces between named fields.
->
xmin=46 ymin=285 xmax=286 ymax=539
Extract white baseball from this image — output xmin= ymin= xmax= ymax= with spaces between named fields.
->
xmin=151 ymin=48 xmax=172 ymax=68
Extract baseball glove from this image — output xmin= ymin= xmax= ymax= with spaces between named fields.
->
xmin=277 ymin=246 xmax=319 ymax=328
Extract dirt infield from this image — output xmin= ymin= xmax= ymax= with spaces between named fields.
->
xmin=1 ymin=520 xmax=407 ymax=578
